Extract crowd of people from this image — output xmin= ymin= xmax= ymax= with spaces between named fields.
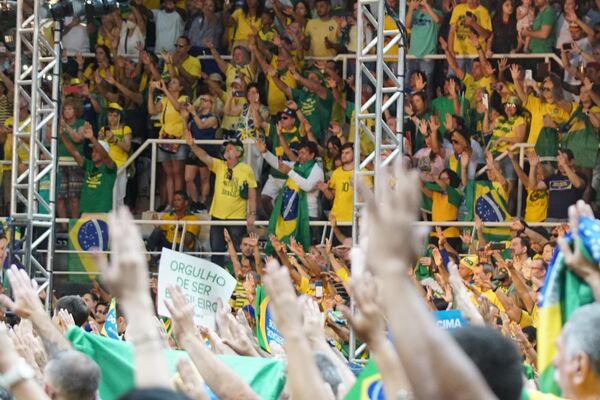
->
xmin=0 ymin=0 xmax=599 ymax=398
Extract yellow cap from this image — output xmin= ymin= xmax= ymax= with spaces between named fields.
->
xmin=460 ymin=255 xmax=479 ymax=270
xmin=107 ymin=102 xmax=123 ymax=112
xmin=70 ymin=78 xmax=82 ymax=85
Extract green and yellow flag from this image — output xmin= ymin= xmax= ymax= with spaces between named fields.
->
xmin=67 ymin=215 xmax=109 ymax=282
xmin=266 ymin=160 xmax=314 ymax=253
xmin=67 ymin=327 xmax=287 ymax=400
xmin=537 ymin=216 xmax=598 ymax=395
xmin=344 ymin=360 xmax=383 ymax=400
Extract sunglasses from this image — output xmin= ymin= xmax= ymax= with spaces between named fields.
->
xmin=281 ymin=115 xmax=290 ymax=120
xmin=226 ymin=168 xmax=233 ymax=180
xmin=175 ymin=44 xmax=186 ymax=48
xmin=542 ymin=87 xmax=552 ymax=92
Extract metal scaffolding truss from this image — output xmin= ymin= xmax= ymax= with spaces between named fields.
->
xmin=11 ymin=0 xmax=59 ymax=310
xmin=350 ymin=0 xmax=407 ymax=360
xmin=352 ymin=0 xmax=407 ymax=241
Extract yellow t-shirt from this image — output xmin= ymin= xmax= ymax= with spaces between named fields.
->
xmin=99 ymin=125 xmax=132 ymax=168
xmin=299 ymin=275 xmax=316 ymax=296
xmin=524 ymin=188 xmax=548 ymax=223
xmin=450 ymin=4 xmax=492 ymax=55
xmin=462 ymin=74 xmax=492 ymax=107
xmin=489 ymin=115 xmax=526 ymax=154
xmin=159 ymin=95 xmax=188 ymax=138
xmin=305 ymin=17 xmax=339 ymax=57
xmin=329 ymin=167 xmax=354 ymax=222
xmin=518 ymin=308 xmax=534 ymax=328
xmin=471 ymin=287 xmax=506 ymax=312
xmin=225 ymin=63 xmax=255 ymax=90
xmin=159 ymin=212 xmax=201 ymax=248
xmin=163 ymin=56 xmax=202 ymax=86
xmin=231 ymin=9 xmax=261 ymax=43
xmin=3 ymin=117 xmax=30 ymax=171
xmin=267 ymin=58 xmax=297 ymax=116
xmin=83 ymin=64 xmax=114 ymax=81
xmin=383 ymin=15 xmax=399 ymax=59
xmin=525 ymin=95 xmax=571 ymax=145
xmin=209 ymin=159 xmax=258 ymax=219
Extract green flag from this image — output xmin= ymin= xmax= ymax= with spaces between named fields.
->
xmin=66 ymin=327 xmax=286 ymax=400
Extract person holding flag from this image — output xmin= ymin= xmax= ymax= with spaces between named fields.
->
xmin=256 ymin=138 xmax=323 ymax=251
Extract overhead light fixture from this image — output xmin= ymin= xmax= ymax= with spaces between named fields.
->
xmin=84 ymin=0 xmax=120 ymax=18
xmin=46 ymin=0 xmax=74 ymax=20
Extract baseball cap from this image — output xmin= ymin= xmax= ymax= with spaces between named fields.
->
xmin=92 ymin=140 xmax=110 ymax=153
xmin=107 ymin=102 xmax=123 ymax=113
xmin=208 ymin=73 xmax=223 ymax=83
xmin=280 ymin=107 xmax=296 ymax=118
xmin=459 ymin=255 xmax=478 ymax=270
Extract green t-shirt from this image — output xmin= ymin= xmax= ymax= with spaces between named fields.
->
xmin=291 ymin=88 xmax=333 ymax=142
xmin=58 ymin=119 xmax=85 ymax=158
xmin=79 ymin=158 xmax=117 ymax=214
xmin=528 ymin=5 xmax=557 ymax=54
xmin=408 ymin=8 xmax=442 ymax=57
xmin=431 ymin=96 xmax=470 ymax=135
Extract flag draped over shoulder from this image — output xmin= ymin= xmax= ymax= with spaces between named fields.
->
xmin=464 ymin=180 xmax=511 ymax=242
xmin=66 ymin=327 xmax=287 ymax=400
xmin=255 ymin=285 xmax=283 ymax=353
xmin=537 ymin=216 xmax=599 ymax=395
xmin=266 ymin=160 xmax=314 ymax=253
xmin=560 ymin=106 xmax=599 ymax=169
xmin=100 ymin=298 xmax=119 ymax=340
xmin=68 ymin=215 xmax=109 ymax=282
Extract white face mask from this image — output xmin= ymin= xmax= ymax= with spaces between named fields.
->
xmin=126 ymin=20 xmax=136 ymax=29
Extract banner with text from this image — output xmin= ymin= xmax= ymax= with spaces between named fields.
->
xmin=157 ymin=248 xmax=237 ymax=330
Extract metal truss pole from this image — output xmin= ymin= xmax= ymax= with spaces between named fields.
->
xmin=350 ymin=0 xmax=407 ymax=361
xmin=11 ymin=0 xmax=59 ymax=310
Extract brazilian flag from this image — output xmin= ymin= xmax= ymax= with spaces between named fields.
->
xmin=537 ymin=216 xmax=598 ymax=395
xmin=464 ymin=180 xmax=511 ymax=242
xmin=67 ymin=215 xmax=109 ymax=282
xmin=100 ymin=298 xmax=119 ymax=340
xmin=67 ymin=327 xmax=287 ymax=400
xmin=266 ymin=160 xmax=315 ymax=253
xmin=255 ymin=285 xmax=283 ymax=353
xmin=344 ymin=360 xmax=384 ymax=400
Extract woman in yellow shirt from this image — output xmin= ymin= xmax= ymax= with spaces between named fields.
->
xmin=147 ymin=77 xmax=188 ymax=209
xmin=96 ymin=14 xmax=121 ymax=55
xmin=225 ymin=0 xmax=263 ymax=47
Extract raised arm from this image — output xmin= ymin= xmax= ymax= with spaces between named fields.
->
xmin=224 ymin=228 xmax=243 ymax=277
xmin=59 ymin=126 xmax=84 ymax=167
xmin=205 ymin=40 xmax=229 ymax=75
xmin=184 ymin=129 xmax=214 ymax=168
xmin=265 ymin=66 xmax=292 ymax=99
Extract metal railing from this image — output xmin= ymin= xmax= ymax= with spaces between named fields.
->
xmin=67 ymin=51 xmax=563 ymax=83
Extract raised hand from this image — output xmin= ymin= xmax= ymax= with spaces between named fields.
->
xmin=339 ymin=272 xmax=385 ymax=344
xmin=175 ymin=358 xmax=210 ymax=400
xmin=96 ymin=207 xmax=149 ymax=302
xmin=164 ymin=285 xmax=196 ymax=341
xmin=0 ymin=265 xmax=45 ymax=319
xmin=357 ymin=157 xmax=427 ymax=274
xmin=223 ymin=228 xmax=232 ymax=244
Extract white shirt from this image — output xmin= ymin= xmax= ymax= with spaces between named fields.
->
xmin=152 ymin=9 xmax=185 ymax=53
xmin=62 ymin=16 xmax=90 ymax=53
xmin=117 ymin=26 xmax=145 ymax=62
xmin=262 ymin=151 xmax=324 ymax=218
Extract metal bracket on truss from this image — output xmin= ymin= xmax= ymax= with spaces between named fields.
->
xmin=10 ymin=0 xmax=59 ymax=311
xmin=350 ymin=0 xmax=407 ymax=361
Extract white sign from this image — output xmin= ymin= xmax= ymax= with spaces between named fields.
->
xmin=157 ymin=248 xmax=237 ymax=330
